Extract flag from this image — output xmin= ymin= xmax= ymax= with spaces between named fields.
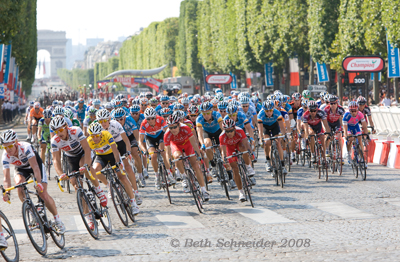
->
xmin=289 ymin=58 xmax=300 ymax=86
xmin=230 ymin=72 xmax=237 ymax=89
xmin=3 ymin=45 xmax=12 ymax=84
xmin=316 ymin=62 xmax=329 ymax=82
xmin=202 ymin=66 xmax=210 ymax=91
xmin=38 ymin=60 xmax=41 ymax=73
xmin=43 ymin=58 xmax=46 ymax=75
xmin=387 ymin=37 xmax=400 ymax=78
xmin=245 ymin=71 xmax=252 ymax=87
xmin=14 ymin=66 xmax=18 ymax=90
xmin=264 ymin=63 xmax=274 ymax=87
xmin=8 ymin=57 xmax=15 ymax=90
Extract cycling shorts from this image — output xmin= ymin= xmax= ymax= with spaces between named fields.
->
xmin=203 ymin=129 xmax=222 ymax=145
xmin=170 ymin=141 xmax=195 ymax=156
xmin=40 ymin=133 xmax=50 ymax=144
xmin=116 ymin=140 xmax=127 ymax=156
xmin=347 ymin=125 xmax=361 ymax=135
xmin=328 ymin=121 xmax=342 ymax=133
xmin=309 ymin=122 xmax=324 ymax=135
xmin=66 ymin=151 xmax=85 ymax=173
xmin=94 ymin=152 xmax=116 ymax=168
xmin=263 ymin=121 xmax=280 ymax=137
xmin=32 ymin=117 xmax=41 ymax=123
xmin=128 ymin=134 xmax=138 ymax=148
xmin=15 ymin=151 xmax=48 ymax=183
xmin=145 ymin=131 xmax=164 ymax=149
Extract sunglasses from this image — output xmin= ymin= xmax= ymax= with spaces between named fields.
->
xmin=330 ymin=103 xmax=337 ymax=105
xmin=3 ymin=143 xmax=15 ymax=150
xmin=350 ymin=110 xmax=357 ymax=113
xmin=225 ymin=128 xmax=235 ymax=133
xmin=266 ymin=109 xmax=273 ymax=113
xmin=115 ymin=117 xmax=124 ymax=121
xmin=147 ymin=117 xmax=156 ymax=120
xmin=202 ymin=112 xmax=212 ymax=115
xmin=91 ymin=134 xmax=101 ymax=138
xmin=242 ymin=105 xmax=249 ymax=108
xmin=54 ymin=127 xmax=66 ymax=134
xmin=310 ymin=110 xmax=317 ymax=113
xmin=228 ymin=113 xmax=237 ymax=117
xmin=131 ymin=113 xmax=139 ymax=115
xmin=162 ymin=102 xmax=169 ymax=105
xmin=190 ymin=114 xmax=198 ymax=117
xmin=98 ymin=119 xmax=108 ymax=124
xmin=169 ymin=125 xmax=179 ymax=130
xmin=219 ymin=110 xmax=226 ymax=113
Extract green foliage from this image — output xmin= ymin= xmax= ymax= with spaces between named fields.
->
xmin=361 ymin=0 xmax=386 ymax=55
xmin=382 ymin=0 xmax=400 ymax=47
xmin=58 ymin=68 xmax=94 ymax=90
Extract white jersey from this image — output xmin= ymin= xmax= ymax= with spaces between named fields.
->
xmin=51 ymin=126 xmax=86 ymax=157
xmin=104 ymin=120 xmax=125 ymax=143
xmin=2 ymin=142 xmax=36 ymax=170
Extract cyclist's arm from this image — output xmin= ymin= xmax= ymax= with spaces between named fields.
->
xmin=361 ymin=120 xmax=368 ymax=135
xmin=343 ymin=123 xmax=348 ymax=139
xmin=367 ymin=115 xmax=374 ymax=129
xmin=27 ymin=155 xmax=43 ymax=184
xmin=37 ymin=126 xmax=42 ymax=139
xmin=165 ymin=145 xmax=172 ymax=162
xmin=139 ymin=134 xmax=146 ymax=153
xmin=110 ymin=143 xmax=121 ymax=163
xmin=121 ymin=132 xmax=131 ymax=154
xmin=257 ymin=122 xmax=263 ymax=141
xmin=189 ymin=136 xmax=201 ymax=157
xmin=239 ymin=137 xmax=252 ymax=154
xmin=322 ymin=119 xmax=331 ymax=134
xmin=278 ymin=120 xmax=286 ymax=135
xmin=197 ymin=126 xmax=205 ymax=146
xmin=133 ymin=130 xmax=140 ymax=144
xmin=304 ymin=123 xmax=309 ymax=139
xmin=3 ymin=168 xmax=11 ymax=190
xmin=296 ymin=119 xmax=302 ymax=134
xmin=53 ymin=150 xmax=63 ymax=176
xmin=244 ymin=123 xmax=254 ymax=140
xmin=220 ymin=144 xmax=227 ymax=160
xmin=80 ymin=139 xmax=93 ymax=168
xmin=285 ymin=119 xmax=291 ymax=134
xmin=83 ymin=127 xmax=89 ymax=137
xmin=252 ymin=115 xmax=257 ymax=127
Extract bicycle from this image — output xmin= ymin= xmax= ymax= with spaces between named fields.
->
xmin=95 ymin=155 xmax=135 ymax=226
xmin=131 ymin=151 xmax=146 ymax=188
xmin=283 ymin=134 xmax=291 ymax=173
xmin=206 ymin=138 xmax=230 ymax=200
xmin=348 ymin=134 xmax=368 ymax=181
xmin=57 ymin=166 xmax=112 ymax=239
xmin=2 ymin=177 xmax=65 ymax=256
xmin=44 ymin=140 xmax=52 ymax=181
xmin=309 ymin=133 xmax=329 ymax=181
xmin=226 ymin=150 xmax=254 ymax=208
xmin=149 ymin=146 xmax=173 ymax=204
xmin=264 ymin=135 xmax=285 ymax=188
xmin=254 ymin=128 xmax=260 ymax=158
xmin=0 ymin=201 xmax=19 ymax=262
xmin=60 ymin=152 xmax=71 ymax=194
xmin=327 ymin=130 xmax=343 ymax=176
xmin=172 ymin=151 xmax=204 ymax=213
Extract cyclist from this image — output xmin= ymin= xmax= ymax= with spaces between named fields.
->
xmin=29 ymin=102 xmax=44 ymax=143
xmin=302 ymin=101 xmax=331 ymax=163
xmin=239 ymin=96 xmax=258 ymax=128
xmin=24 ymin=101 xmax=34 ymax=141
xmin=225 ymin=104 xmax=255 ymax=143
xmin=257 ymin=100 xmax=287 ymax=174
xmin=65 ymin=108 xmax=80 ymax=127
xmin=1 ymin=129 xmax=66 ymax=234
xmin=156 ymin=96 xmax=172 ymax=115
xmin=149 ymin=98 xmax=159 ymax=109
xmin=105 ymin=103 xmax=113 ymax=113
xmin=217 ymin=101 xmax=229 ymax=119
xmin=75 ymin=98 xmax=87 ymax=126
xmin=302 ymin=90 xmax=314 ymax=101
xmin=296 ymin=99 xmax=308 ymax=149
xmin=87 ymin=122 xmax=140 ymax=214
xmin=316 ymin=91 xmax=328 ymax=108
xmin=357 ymin=96 xmax=375 ymax=133
xmin=289 ymin=93 xmax=302 ymax=160
xmin=324 ymin=95 xmax=344 ymax=160
xmin=139 ymin=107 xmax=175 ymax=189
xmin=83 ymin=107 xmax=98 ymax=137
xmin=51 ymin=116 xmax=108 ymax=214
xmin=219 ymin=119 xmax=255 ymax=201
xmin=164 ymin=114 xmax=210 ymax=200
xmin=96 ymin=109 xmax=142 ymax=204
xmin=37 ymin=109 xmax=52 ymax=163
xmin=343 ymin=101 xmax=369 ymax=164
xmin=140 ymin=98 xmax=149 ymax=114
xmin=181 ymin=97 xmax=190 ymax=113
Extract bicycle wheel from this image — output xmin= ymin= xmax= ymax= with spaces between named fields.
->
xmin=337 ymin=141 xmax=343 ymax=176
xmin=316 ymin=145 xmax=322 ymax=179
xmin=46 ymin=152 xmax=51 ymax=181
xmin=218 ymin=162 xmax=230 ymax=200
xmin=201 ymin=162 xmax=208 ymax=191
xmin=77 ymin=189 xmax=99 ymax=239
xmin=301 ymin=149 xmax=306 ymax=166
xmin=0 ymin=211 xmax=19 ymax=262
xmin=239 ymin=163 xmax=254 ymax=208
xmin=324 ymin=159 xmax=329 ymax=181
xmin=22 ymin=202 xmax=47 ymax=256
xmin=43 ymin=207 xmax=65 ymax=249
xmin=271 ymin=148 xmax=279 ymax=186
xmin=99 ymin=206 xmax=112 ymax=235
xmin=160 ymin=164 xmax=171 ymax=204
xmin=285 ymin=142 xmax=290 ymax=173
xmin=358 ymin=145 xmax=367 ymax=181
xmin=110 ymin=182 xmax=128 ymax=226
xmin=187 ymin=169 xmax=203 ymax=213
xmin=274 ymin=148 xmax=283 ymax=188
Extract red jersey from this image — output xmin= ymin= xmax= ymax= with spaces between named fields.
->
xmin=164 ymin=124 xmax=193 ymax=146
xmin=324 ymin=105 xmax=345 ymax=123
xmin=302 ymin=109 xmax=326 ymax=126
xmin=219 ymin=127 xmax=246 ymax=147
xmin=139 ymin=115 xmax=167 ymax=138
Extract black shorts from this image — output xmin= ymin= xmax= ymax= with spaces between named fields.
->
xmin=116 ymin=140 xmax=127 ymax=156
xmin=128 ymin=134 xmax=138 ymax=148
xmin=15 ymin=151 xmax=48 ymax=183
xmin=328 ymin=121 xmax=341 ymax=132
xmin=203 ymin=129 xmax=222 ymax=145
xmin=263 ymin=121 xmax=280 ymax=137
xmin=145 ymin=132 xmax=164 ymax=148
xmin=310 ymin=122 xmax=323 ymax=134
xmin=66 ymin=151 xmax=85 ymax=173
xmin=94 ymin=153 xmax=116 ymax=168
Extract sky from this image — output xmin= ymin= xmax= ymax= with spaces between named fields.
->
xmin=37 ymin=0 xmax=184 ymax=45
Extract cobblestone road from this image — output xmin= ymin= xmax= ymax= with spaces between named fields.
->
xmin=1 ymin=124 xmax=400 ymax=261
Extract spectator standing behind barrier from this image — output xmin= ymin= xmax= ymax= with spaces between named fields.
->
xmin=380 ymin=95 xmax=392 ymax=107
xmin=1 ymin=101 xmax=6 ymax=123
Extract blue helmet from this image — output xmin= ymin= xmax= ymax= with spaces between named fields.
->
xmin=230 ymin=100 xmax=241 ymax=107
xmin=226 ymin=105 xmax=238 ymax=114
xmin=241 ymin=92 xmax=251 ymax=98
xmin=217 ymin=101 xmax=229 ymax=110
xmin=173 ymin=103 xmax=185 ymax=111
xmin=159 ymin=95 xmax=169 ymax=102
xmin=93 ymin=99 xmax=101 ymax=106
xmin=199 ymin=102 xmax=213 ymax=112
xmin=43 ymin=109 xmax=52 ymax=118
xmin=240 ymin=96 xmax=250 ymax=105
xmin=113 ymin=108 xmax=126 ymax=119
xmin=263 ymin=100 xmax=274 ymax=110
xmin=160 ymin=107 xmax=173 ymax=116
xmin=251 ymin=96 xmax=259 ymax=104
xmin=105 ymin=103 xmax=113 ymax=109
xmin=130 ymin=105 xmax=140 ymax=113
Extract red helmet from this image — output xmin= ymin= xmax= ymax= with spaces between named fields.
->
xmin=166 ymin=114 xmax=180 ymax=125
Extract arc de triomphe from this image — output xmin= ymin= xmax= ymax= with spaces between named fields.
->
xmin=37 ymin=30 xmax=67 ymax=77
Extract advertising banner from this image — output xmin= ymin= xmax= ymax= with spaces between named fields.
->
xmin=202 ymin=66 xmax=210 ymax=91
xmin=387 ymin=39 xmax=400 ymax=78
xmin=289 ymin=58 xmax=300 ymax=86
xmin=264 ymin=63 xmax=274 ymax=87
xmin=316 ymin=62 xmax=329 ymax=82
xmin=229 ymin=72 xmax=237 ymax=89
xmin=0 ymin=83 xmax=4 ymax=99
xmin=342 ymin=56 xmax=385 ymax=72
xmin=205 ymin=74 xmax=233 ymax=84
xmin=3 ymin=45 xmax=12 ymax=84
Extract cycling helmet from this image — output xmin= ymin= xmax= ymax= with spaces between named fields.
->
xmin=242 ymin=92 xmax=251 ymax=98
xmin=145 ymin=92 xmax=153 ymax=99
xmin=93 ymin=99 xmax=101 ymax=106
xmin=205 ymin=92 xmax=213 ymax=96
xmin=34 ymin=102 xmax=40 ymax=108
xmin=78 ymin=98 xmax=84 ymax=103
xmin=349 ymin=101 xmax=359 ymax=110
xmin=105 ymin=103 xmax=113 ymax=109
xmin=131 ymin=99 xmax=140 ymax=106
xmin=173 ymin=110 xmax=185 ymax=119
xmin=88 ymin=122 xmax=103 ymax=135
xmin=218 ymin=101 xmax=229 ymax=110
xmin=199 ymin=102 xmax=213 ymax=112
xmin=320 ymin=91 xmax=328 ymax=99
xmin=29 ymin=101 xmax=34 ymax=106
xmin=0 ymin=129 xmax=17 ymax=144
xmin=149 ymin=98 xmax=158 ymax=104
xmin=251 ymin=96 xmax=259 ymax=105
xmin=328 ymin=95 xmax=338 ymax=103
xmin=222 ymin=118 xmax=236 ymax=129
xmin=52 ymin=101 xmax=58 ymax=107
xmin=173 ymin=103 xmax=185 ymax=111
xmin=215 ymin=93 xmax=224 ymax=102
xmin=240 ymin=96 xmax=250 ymax=105
xmin=120 ymin=98 xmax=128 ymax=106
xmin=357 ymin=96 xmax=367 ymax=105
xmin=96 ymin=109 xmax=111 ymax=120
xmin=130 ymin=105 xmax=141 ymax=114
xmin=226 ymin=105 xmax=238 ymax=114
xmin=188 ymin=105 xmax=199 ymax=115
xmin=252 ymin=91 xmax=259 ymax=97
xmin=170 ymin=96 xmax=177 ymax=103
xmin=292 ymin=92 xmax=302 ymax=100
xmin=43 ymin=109 xmax=52 ymax=118
xmin=50 ymin=116 xmax=67 ymax=131
xmin=115 ymin=94 xmax=125 ymax=100
xmin=308 ymin=101 xmax=318 ymax=110
xmin=58 ymin=101 xmax=64 ymax=107
xmin=166 ymin=114 xmax=180 ymax=125
xmin=159 ymin=95 xmax=169 ymax=102
xmin=53 ymin=106 xmax=64 ymax=116
xmin=282 ymin=95 xmax=290 ymax=104
xmin=301 ymin=99 xmax=309 ymax=107
xmin=210 ymin=99 xmax=219 ymax=106
xmin=140 ymin=98 xmax=149 ymax=105
xmin=181 ymin=98 xmax=189 ymax=105
xmin=88 ymin=107 xmax=97 ymax=115
xmin=203 ymin=95 xmax=211 ymax=102
xmin=64 ymin=108 xmax=73 ymax=119
xmin=160 ymin=107 xmax=173 ymax=116
xmin=113 ymin=108 xmax=126 ymax=119
xmin=190 ymin=98 xmax=199 ymax=105
xmin=215 ymin=88 xmax=223 ymax=94
xmin=144 ymin=107 xmax=157 ymax=119
xmin=323 ymin=93 xmax=330 ymax=102
xmin=302 ymin=90 xmax=311 ymax=97
xmin=262 ymin=100 xmax=274 ymax=110
xmin=274 ymin=90 xmax=282 ymax=96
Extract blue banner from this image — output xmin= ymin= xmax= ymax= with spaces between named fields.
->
xmin=316 ymin=62 xmax=329 ymax=82
xmin=3 ymin=45 xmax=12 ymax=84
xmin=0 ymin=44 xmax=4 ymax=67
xmin=264 ymin=63 xmax=274 ymax=87
xmin=387 ymin=39 xmax=400 ymax=78
xmin=370 ymin=72 xmax=381 ymax=81
xmin=0 ymin=83 xmax=4 ymax=99
xmin=229 ymin=72 xmax=237 ymax=89
xmin=14 ymin=66 xmax=18 ymax=90
xmin=202 ymin=66 xmax=210 ymax=91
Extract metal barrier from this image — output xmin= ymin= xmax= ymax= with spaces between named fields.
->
xmin=370 ymin=106 xmax=400 ymax=136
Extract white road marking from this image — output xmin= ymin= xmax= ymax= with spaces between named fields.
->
xmin=384 ymin=198 xmax=400 ymax=207
xmin=155 ymin=211 xmax=205 ymax=229
xmin=230 ymin=207 xmax=295 ymax=224
xmin=309 ymin=202 xmax=376 ymax=219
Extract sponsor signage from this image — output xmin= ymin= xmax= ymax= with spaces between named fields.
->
xmin=354 ymin=76 xmax=366 ymax=85
xmin=264 ymin=63 xmax=274 ymax=87
xmin=205 ymin=74 xmax=233 ymax=84
xmin=342 ymin=56 xmax=385 ymax=72
xmin=387 ymin=39 xmax=400 ymax=78
xmin=307 ymin=85 xmax=327 ymax=92
xmin=316 ymin=62 xmax=329 ymax=82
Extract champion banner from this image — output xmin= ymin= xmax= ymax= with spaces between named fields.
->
xmin=387 ymin=39 xmax=400 ymax=78
xmin=316 ymin=62 xmax=329 ymax=82
xmin=230 ymin=72 xmax=237 ymax=89
xmin=264 ymin=63 xmax=274 ymax=87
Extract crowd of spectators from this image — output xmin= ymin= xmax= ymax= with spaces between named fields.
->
xmin=1 ymin=100 xmax=22 ymax=124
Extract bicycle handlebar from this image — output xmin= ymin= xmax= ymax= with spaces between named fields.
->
xmin=263 ymin=135 xmax=285 ymax=142
xmin=2 ymin=180 xmax=34 ymax=204
xmin=95 ymin=155 xmax=127 ymax=175
xmin=226 ymin=150 xmax=248 ymax=159
xmin=171 ymin=153 xmax=196 ymax=163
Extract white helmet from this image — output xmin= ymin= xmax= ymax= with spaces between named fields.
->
xmin=88 ymin=122 xmax=103 ymax=135
xmin=34 ymin=102 xmax=40 ymax=108
xmin=96 ymin=109 xmax=111 ymax=120
xmin=53 ymin=106 xmax=65 ymax=116
xmin=50 ymin=116 xmax=67 ymax=131
xmin=144 ymin=107 xmax=157 ymax=119
xmin=0 ymin=130 xmax=17 ymax=144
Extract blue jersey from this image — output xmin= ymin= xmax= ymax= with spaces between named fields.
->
xmin=297 ymin=108 xmax=306 ymax=120
xmin=196 ymin=111 xmax=223 ymax=133
xmin=256 ymin=103 xmax=262 ymax=113
xmin=316 ymin=100 xmax=322 ymax=107
xmin=122 ymin=106 xmax=130 ymax=116
xmin=155 ymin=104 xmax=174 ymax=115
xmin=223 ymin=111 xmax=249 ymax=129
xmin=283 ymin=103 xmax=292 ymax=114
xmin=279 ymin=108 xmax=290 ymax=122
xmin=257 ymin=108 xmax=283 ymax=126
xmin=122 ymin=115 xmax=138 ymax=137
xmin=75 ymin=104 xmax=87 ymax=121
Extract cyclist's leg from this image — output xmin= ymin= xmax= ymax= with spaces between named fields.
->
xmin=31 ymin=119 xmax=38 ymax=137
xmin=148 ymin=147 xmax=158 ymax=172
xmin=92 ymin=160 xmax=107 ymax=185
xmin=189 ymin=155 xmax=205 ymax=187
xmin=229 ymin=161 xmax=242 ymax=190
xmin=204 ymin=137 xmax=213 ymax=164
xmin=172 ymin=151 xmax=184 ymax=174
xmin=14 ymin=173 xmax=27 ymax=202
xmin=40 ymin=142 xmax=47 ymax=163
xmin=131 ymin=146 xmax=143 ymax=174
xmin=276 ymin=136 xmax=284 ymax=161
xmin=79 ymin=156 xmax=100 ymax=188
xmin=309 ymin=126 xmax=316 ymax=154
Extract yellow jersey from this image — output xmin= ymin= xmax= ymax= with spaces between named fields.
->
xmin=87 ymin=130 xmax=115 ymax=155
